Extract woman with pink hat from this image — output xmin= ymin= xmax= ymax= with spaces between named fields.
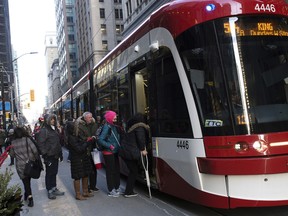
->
xmin=98 ymin=110 xmax=123 ymax=197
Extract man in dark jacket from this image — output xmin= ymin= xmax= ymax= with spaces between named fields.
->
xmin=37 ymin=114 xmax=65 ymax=199
xmin=74 ymin=111 xmax=99 ymax=193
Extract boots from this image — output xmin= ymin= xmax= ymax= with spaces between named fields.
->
xmin=27 ymin=195 xmax=34 ymax=207
xmin=82 ymin=177 xmax=94 ymax=198
xmin=74 ymin=180 xmax=86 ymax=200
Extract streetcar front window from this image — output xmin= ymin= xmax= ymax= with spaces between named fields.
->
xmin=177 ymin=16 xmax=288 ymax=136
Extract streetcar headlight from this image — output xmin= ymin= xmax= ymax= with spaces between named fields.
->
xmin=206 ymin=4 xmax=216 ymax=12
xmin=234 ymin=142 xmax=249 ymax=152
xmin=253 ymin=140 xmax=268 ymax=153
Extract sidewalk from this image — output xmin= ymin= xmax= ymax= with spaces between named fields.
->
xmin=0 ymin=149 xmax=164 ymax=216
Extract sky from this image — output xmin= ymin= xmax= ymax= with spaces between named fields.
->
xmin=8 ymin=0 xmax=56 ymax=123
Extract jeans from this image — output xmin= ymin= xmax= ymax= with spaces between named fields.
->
xmin=45 ymin=156 xmax=59 ymax=191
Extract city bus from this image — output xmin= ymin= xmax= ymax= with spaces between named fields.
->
xmin=51 ymin=0 xmax=288 ymax=208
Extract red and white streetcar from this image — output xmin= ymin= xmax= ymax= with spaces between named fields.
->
xmin=51 ymin=0 xmax=288 ymax=208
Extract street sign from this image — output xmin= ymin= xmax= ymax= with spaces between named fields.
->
xmin=0 ymin=101 xmax=11 ymax=111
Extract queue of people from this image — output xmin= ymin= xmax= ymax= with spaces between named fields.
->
xmin=6 ymin=110 xmax=151 ymax=208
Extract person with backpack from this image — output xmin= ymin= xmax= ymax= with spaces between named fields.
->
xmin=98 ymin=110 xmax=123 ymax=197
xmin=37 ymin=114 xmax=65 ymax=200
xmin=74 ymin=112 xmax=98 ymax=194
xmin=120 ymin=113 xmax=149 ymax=197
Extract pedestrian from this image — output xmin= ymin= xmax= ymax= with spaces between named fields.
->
xmin=37 ymin=114 xmax=65 ymax=200
xmin=98 ymin=110 xmax=122 ymax=197
xmin=121 ymin=113 xmax=149 ymax=197
xmin=9 ymin=127 xmax=42 ymax=207
xmin=64 ymin=118 xmax=74 ymax=162
xmin=6 ymin=129 xmax=15 ymax=166
xmin=74 ymin=111 xmax=98 ymax=193
xmin=0 ymin=128 xmax=6 ymax=154
xmin=66 ymin=119 xmax=93 ymax=200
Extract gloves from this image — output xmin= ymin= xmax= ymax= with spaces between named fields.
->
xmin=87 ymin=137 xmax=94 ymax=142
xmin=109 ymin=145 xmax=115 ymax=151
xmin=87 ymin=137 xmax=96 ymax=145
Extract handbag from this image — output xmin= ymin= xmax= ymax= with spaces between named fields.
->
xmin=91 ymin=149 xmax=103 ymax=169
xmin=24 ymin=159 xmax=42 ymax=179
xmin=24 ymin=138 xmax=43 ymax=179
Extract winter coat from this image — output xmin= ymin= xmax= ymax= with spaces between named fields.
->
xmin=74 ymin=116 xmax=97 ymax=152
xmin=0 ymin=130 xmax=6 ymax=147
xmin=10 ymin=137 xmax=40 ymax=179
xmin=68 ymin=134 xmax=92 ymax=180
xmin=120 ymin=122 xmax=150 ymax=160
xmin=98 ymin=123 xmax=120 ymax=154
xmin=74 ymin=116 xmax=97 ymax=141
xmin=37 ymin=114 xmax=62 ymax=159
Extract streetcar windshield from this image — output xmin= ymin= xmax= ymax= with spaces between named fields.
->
xmin=176 ymin=16 xmax=288 ymax=136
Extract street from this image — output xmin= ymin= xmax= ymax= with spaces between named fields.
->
xmin=3 ymin=148 xmax=288 ymax=216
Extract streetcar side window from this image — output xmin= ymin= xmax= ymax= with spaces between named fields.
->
xmin=152 ymin=51 xmax=192 ymax=138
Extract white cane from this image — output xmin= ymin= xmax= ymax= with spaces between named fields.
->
xmin=141 ymin=154 xmax=152 ymax=198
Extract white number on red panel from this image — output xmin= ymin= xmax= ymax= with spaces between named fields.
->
xmin=255 ymin=4 xmax=276 ymax=12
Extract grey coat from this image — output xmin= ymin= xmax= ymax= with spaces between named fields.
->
xmin=10 ymin=137 xmax=40 ymax=179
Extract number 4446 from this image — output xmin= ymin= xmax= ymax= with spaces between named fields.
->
xmin=254 ymin=4 xmax=276 ymax=12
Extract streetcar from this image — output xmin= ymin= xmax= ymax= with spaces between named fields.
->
xmin=51 ymin=0 xmax=288 ymax=208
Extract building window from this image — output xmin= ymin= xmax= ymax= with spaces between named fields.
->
xmin=100 ymin=8 xmax=105 ymax=18
xmin=99 ymin=0 xmax=104 ymax=2
xmin=101 ymin=24 xmax=106 ymax=32
xmin=115 ymin=9 xmax=123 ymax=19
xmin=67 ymin=16 xmax=73 ymax=23
xmin=68 ymin=34 xmax=75 ymax=41
xmin=116 ymin=24 xmax=124 ymax=34
xmin=102 ymin=40 xmax=108 ymax=50
xmin=126 ymin=0 xmax=132 ymax=17
xmin=114 ymin=0 xmax=122 ymax=3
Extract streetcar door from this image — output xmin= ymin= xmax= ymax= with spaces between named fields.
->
xmin=130 ymin=61 xmax=149 ymax=115
xmin=129 ymin=60 xmax=157 ymax=185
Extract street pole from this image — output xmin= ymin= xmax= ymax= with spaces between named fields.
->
xmin=0 ymin=64 xmax=6 ymax=129
xmin=0 ymin=52 xmax=38 ymax=129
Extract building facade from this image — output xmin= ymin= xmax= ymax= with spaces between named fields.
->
xmin=54 ymin=0 xmax=79 ymax=93
xmin=44 ymin=32 xmax=59 ymax=107
xmin=75 ymin=0 xmax=124 ymax=77
xmin=122 ymin=0 xmax=170 ymax=37
xmin=0 ymin=0 xmax=14 ymax=128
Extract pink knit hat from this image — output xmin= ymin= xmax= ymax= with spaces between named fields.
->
xmin=104 ymin=111 xmax=117 ymax=124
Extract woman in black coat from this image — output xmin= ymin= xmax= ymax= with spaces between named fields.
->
xmin=67 ymin=121 xmax=93 ymax=200
xmin=123 ymin=113 xmax=149 ymax=198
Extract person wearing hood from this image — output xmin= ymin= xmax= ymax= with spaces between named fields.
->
xmin=121 ymin=113 xmax=149 ymax=198
xmin=74 ymin=112 xmax=98 ymax=194
xmin=37 ymin=114 xmax=65 ymax=200
xmin=98 ymin=110 xmax=122 ymax=197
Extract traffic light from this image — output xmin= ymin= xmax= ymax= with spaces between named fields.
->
xmin=27 ymin=103 xmax=30 ymax=109
xmin=30 ymin=89 xmax=35 ymax=101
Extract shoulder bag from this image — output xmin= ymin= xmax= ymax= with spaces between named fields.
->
xmin=24 ymin=138 xmax=43 ymax=179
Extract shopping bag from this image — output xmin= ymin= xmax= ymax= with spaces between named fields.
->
xmin=91 ymin=149 xmax=103 ymax=169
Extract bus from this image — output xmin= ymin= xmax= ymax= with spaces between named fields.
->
xmin=51 ymin=0 xmax=288 ymax=208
